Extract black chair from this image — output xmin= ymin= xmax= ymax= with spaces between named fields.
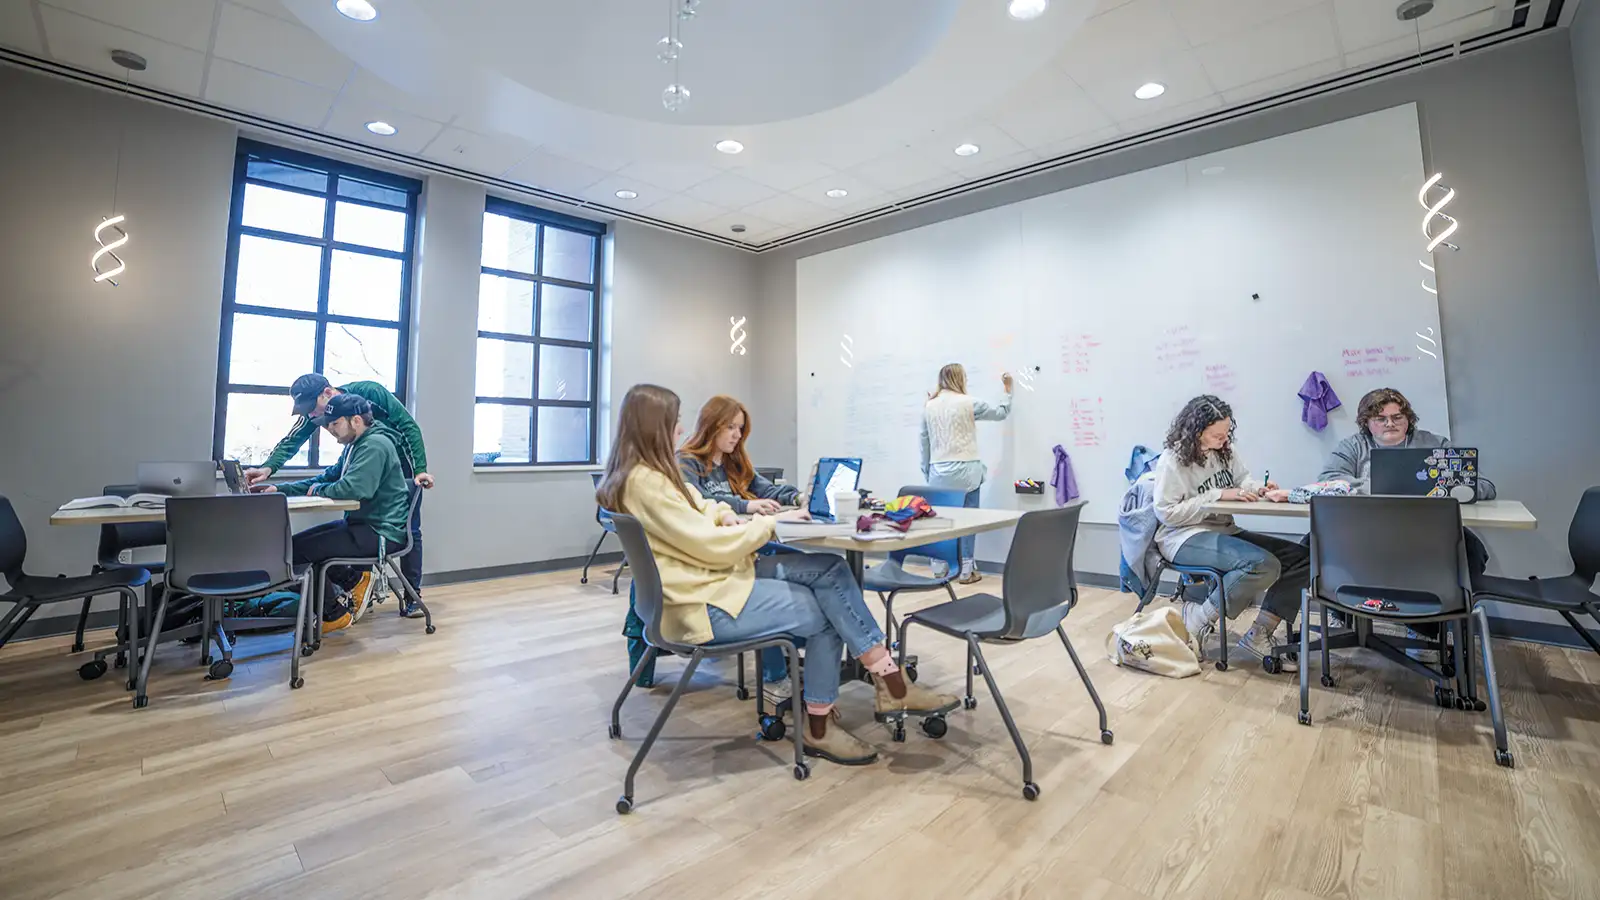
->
xmin=73 ymin=484 xmax=169 ymax=678
xmin=1297 ymin=496 xmax=1512 ymax=767
xmin=139 ymin=494 xmax=313 ymax=705
xmin=0 ymin=495 xmax=151 ymax=686
xmin=1134 ymin=557 xmax=1234 ymax=671
xmin=756 ymin=467 xmax=784 ymax=482
xmin=606 ymin=513 xmax=807 ymax=814
xmin=862 ymin=484 xmax=962 ymax=650
xmin=896 ymin=503 xmax=1111 ymax=801
xmin=307 ymin=486 xmax=435 ymax=651
xmin=1473 ymin=486 xmax=1600 ymax=659
xmin=582 ymin=472 xmax=625 ymax=594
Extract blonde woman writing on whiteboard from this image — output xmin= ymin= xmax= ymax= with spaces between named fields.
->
xmin=919 ymin=363 xmax=1013 ymax=584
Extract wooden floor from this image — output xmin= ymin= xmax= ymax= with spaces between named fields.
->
xmin=2 ymin=568 xmax=1599 ymax=900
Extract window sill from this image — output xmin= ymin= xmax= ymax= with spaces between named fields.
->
xmin=473 ymin=464 xmax=603 ymax=474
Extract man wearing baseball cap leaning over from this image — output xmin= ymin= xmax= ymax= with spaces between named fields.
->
xmin=245 ymin=374 xmax=431 ymax=618
xmin=254 ymin=393 xmax=410 ymax=633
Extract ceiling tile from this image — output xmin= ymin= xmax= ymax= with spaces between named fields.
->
xmin=323 ymin=100 xmax=444 ymax=154
xmin=1115 ymin=94 xmax=1224 ymax=135
xmin=538 ymin=141 xmax=631 ymax=174
xmin=737 ymin=191 xmax=828 ymax=227
xmin=793 ymin=172 xmax=893 ymax=215
xmin=573 ymin=174 xmax=656 ymax=207
xmin=1032 ymin=125 xmax=1123 ymax=161
xmin=204 ymin=58 xmax=335 ymax=127
xmin=228 ymin=0 xmax=296 ymax=22
xmin=41 ymin=0 xmax=217 ymax=52
xmin=635 ymin=193 xmax=728 ymax=227
xmin=339 ymin=68 xmax=455 ymax=126
xmin=683 ymin=171 xmax=778 ymax=209
xmin=614 ymin=160 xmax=721 ymax=193
xmin=419 ymin=126 xmax=534 ymax=177
xmin=1195 ymin=4 xmax=1341 ymax=93
xmin=890 ymin=168 xmax=967 ymax=201
xmin=1220 ymin=57 xmax=1343 ymax=106
xmin=214 ymin=1 xmax=350 ymax=91
xmin=923 ymin=123 xmax=1027 ymax=173
xmin=850 ymin=146 xmax=957 ymax=193
xmin=39 ymin=6 xmax=206 ymax=95
xmin=0 ymin=3 xmax=43 ymax=54
xmin=1078 ymin=49 xmax=1217 ymax=122
xmin=984 ymin=69 xmax=1114 ymax=150
xmin=505 ymin=149 xmax=611 ymax=195
xmin=1164 ymin=0 xmax=1326 ymax=49
xmin=701 ymin=210 xmax=780 ymax=244
xmin=736 ymin=160 xmax=841 ymax=193
xmin=1054 ymin=0 xmax=1192 ymax=85
xmin=1341 ymin=8 xmax=1498 ymax=69
xmin=1333 ymin=0 xmax=1495 ymax=52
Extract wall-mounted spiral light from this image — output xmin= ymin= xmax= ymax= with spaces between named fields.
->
xmin=839 ymin=334 xmax=854 ymax=368
xmin=91 ymin=49 xmax=146 ymax=287
xmin=728 ymin=315 xmax=748 ymax=356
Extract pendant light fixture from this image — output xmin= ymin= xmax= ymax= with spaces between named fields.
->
xmin=91 ymin=49 xmax=145 ymax=286
xmin=660 ymin=0 xmax=698 ymax=111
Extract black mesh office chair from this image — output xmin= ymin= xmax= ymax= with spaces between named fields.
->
xmin=1473 ymin=486 xmax=1600 ymax=659
xmin=896 ymin=503 xmax=1111 ymax=801
xmin=606 ymin=513 xmax=807 ymax=814
xmin=0 ymin=495 xmax=151 ymax=688
xmin=1298 ymin=496 xmax=1511 ymax=767
xmin=142 ymin=494 xmax=311 ymax=706
xmin=306 ymin=486 xmax=435 ymax=653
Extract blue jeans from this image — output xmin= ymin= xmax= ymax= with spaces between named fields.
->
xmin=706 ymin=552 xmax=886 ymax=706
xmin=1171 ymin=530 xmax=1310 ymax=622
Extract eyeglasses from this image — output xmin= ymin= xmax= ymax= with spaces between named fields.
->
xmin=1372 ymin=415 xmax=1408 ymax=426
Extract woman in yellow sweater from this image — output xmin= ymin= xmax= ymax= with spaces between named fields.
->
xmin=597 ymin=384 xmax=960 ymax=766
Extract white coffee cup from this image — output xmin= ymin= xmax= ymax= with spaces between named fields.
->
xmin=832 ymin=490 xmax=859 ymax=519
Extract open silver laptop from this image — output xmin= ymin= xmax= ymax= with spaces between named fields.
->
xmin=137 ymin=461 xmax=217 ymax=497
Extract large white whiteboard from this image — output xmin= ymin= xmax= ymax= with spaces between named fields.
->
xmin=796 ymin=104 xmax=1449 ymax=531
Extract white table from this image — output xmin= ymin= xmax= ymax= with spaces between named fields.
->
xmin=781 ymin=506 xmax=1025 ymax=583
xmin=49 ymin=495 xmax=359 ymax=526
xmin=1202 ymin=498 xmax=1537 ymax=530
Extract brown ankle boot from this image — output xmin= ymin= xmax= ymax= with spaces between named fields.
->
xmin=804 ymin=709 xmax=878 ymax=766
xmin=872 ymin=672 xmax=960 ymax=720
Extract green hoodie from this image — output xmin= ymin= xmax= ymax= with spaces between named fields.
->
xmin=277 ymin=421 xmax=410 ymax=544
xmin=261 ymin=381 xmax=428 ymax=475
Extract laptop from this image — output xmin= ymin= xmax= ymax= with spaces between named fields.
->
xmin=1371 ymin=446 xmax=1480 ymax=502
xmin=137 ymin=461 xmax=218 ymax=497
xmin=804 ymin=457 xmax=863 ymax=523
xmin=219 ymin=459 xmax=246 ymax=495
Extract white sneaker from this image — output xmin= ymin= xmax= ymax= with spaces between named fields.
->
xmin=1180 ymin=601 xmax=1218 ymax=657
xmin=1237 ymin=623 xmax=1298 ymax=673
xmin=762 ymin=678 xmax=793 ymax=708
xmin=929 ymin=560 xmax=951 ymax=579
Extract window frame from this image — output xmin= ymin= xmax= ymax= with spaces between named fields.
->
xmin=474 ymin=196 xmax=606 ymax=467
xmin=213 ymin=139 xmax=423 ymax=469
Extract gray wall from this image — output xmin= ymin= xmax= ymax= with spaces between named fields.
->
xmin=0 ymin=64 xmax=759 ymax=624
xmin=757 ymin=34 xmax=1600 ymax=608
xmin=1576 ymin=0 xmax=1600 ymax=280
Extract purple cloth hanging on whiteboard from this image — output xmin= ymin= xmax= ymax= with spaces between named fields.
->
xmin=1051 ymin=444 xmax=1080 ymax=506
xmin=1298 ymin=371 xmax=1342 ymax=432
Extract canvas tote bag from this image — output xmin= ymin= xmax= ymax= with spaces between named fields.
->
xmin=1105 ymin=606 xmax=1201 ymax=678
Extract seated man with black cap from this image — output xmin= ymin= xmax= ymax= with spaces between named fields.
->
xmin=255 ymin=393 xmax=410 ymax=633
xmin=244 ymin=374 xmax=431 ymax=618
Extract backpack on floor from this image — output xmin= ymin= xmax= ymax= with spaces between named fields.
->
xmin=1105 ymin=606 xmax=1201 ymax=678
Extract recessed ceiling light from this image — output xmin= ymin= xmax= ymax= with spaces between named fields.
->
xmin=1200 ymin=166 xmax=1225 ymax=176
xmin=715 ymin=140 xmax=744 ymax=154
xmin=614 ymin=189 xmax=638 ymax=200
xmin=730 ymin=224 xmax=747 ymax=233
xmin=1134 ymin=82 xmax=1166 ymax=100
xmin=335 ymin=0 xmax=378 ymax=22
xmin=954 ymin=143 xmax=981 ymax=157
xmin=1008 ymin=0 xmax=1048 ymax=20
xmin=365 ymin=121 xmax=396 ymax=135
xmin=825 ymin=188 xmax=849 ymax=199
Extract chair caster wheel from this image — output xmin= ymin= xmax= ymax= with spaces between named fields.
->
xmin=207 ymin=660 xmax=234 ymax=681
xmin=425 ymin=625 xmax=436 ymax=635
xmin=1321 ymin=675 xmax=1337 ymax=688
xmin=1453 ymin=696 xmax=1470 ymax=711
xmin=1434 ymin=686 xmax=1454 ymax=708
xmin=1101 ymin=729 xmax=1114 ymax=745
xmin=921 ymin=716 xmax=948 ymax=739
xmin=290 ymin=677 xmax=304 ymax=690
xmin=114 ymin=653 xmax=127 ymax=669
xmin=311 ymin=640 xmax=322 ymax=651
xmin=78 ymin=660 xmax=108 ymax=681
xmin=71 ymin=641 xmax=84 ymax=654
xmin=1495 ymin=749 xmax=1514 ymax=768
xmin=1022 ymin=782 xmax=1040 ymax=801
xmin=301 ymin=646 xmax=314 ymax=657
xmin=616 ymin=796 xmax=634 ymax=815
xmin=1262 ymin=656 xmax=1281 ymax=675
xmin=793 ymin=763 xmax=810 ymax=781
xmin=1441 ymin=663 xmax=1456 ymax=678
xmin=906 ymin=663 xmax=919 ymax=683
xmin=735 ymin=687 xmax=751 ymax=701
xmin=133 ymin=696 xmax=149 ymax=709
xmin=1298 ymin=710 xmax=1312 ymax=726
xmin=580 ymin=576 xmax=589 ymax=585
xmin=1471 ymin=698 xmax=1487 ymax=712
xmin=892 ymin=723 xmax=906 ymax=743
xmin=963 ymin=696 xmax=978 ymax=710
xmin=607 ymin=723 xmax=622 ymax=739
xmin=1215 ymin=660 xmax=1229 ymax=672
xmin=759 ymin=715 xmax=787 ymax=742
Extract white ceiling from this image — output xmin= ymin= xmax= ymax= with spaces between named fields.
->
xmin=0 ymin=0 xmax=1545 ymax=249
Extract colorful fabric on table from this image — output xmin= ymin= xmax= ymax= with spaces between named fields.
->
xmin=861 ymin=495 xmax=937 ymax=533
xmin=1287 ymin=479 xmax=1354 ymax=505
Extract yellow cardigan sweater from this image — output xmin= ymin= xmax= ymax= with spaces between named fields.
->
xmin=621 ymin=466 xmax=777 ymax=645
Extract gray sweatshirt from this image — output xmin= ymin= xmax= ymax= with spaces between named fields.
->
xmin=677 ymin=453 xmax=800 ymax=515
xmin=1319 ymin=429 xmax=1497 ymax=499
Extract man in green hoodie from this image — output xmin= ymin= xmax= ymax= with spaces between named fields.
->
xmin=256 ymin=393 xmax=410 ymax=631
xmin=244 ymin=374 xmax=430 ymax=617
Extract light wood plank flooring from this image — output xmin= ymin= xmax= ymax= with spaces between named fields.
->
xmin=2 ymin=568 xmax=1599 ymax=900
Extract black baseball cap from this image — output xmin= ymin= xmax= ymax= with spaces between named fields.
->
xmin=310 ymin=392 xmax=371 ymax=427
xmin=290 ymin=374 xmax=332 ymax=416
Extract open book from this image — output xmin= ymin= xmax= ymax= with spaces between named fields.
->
xmin=59 ymin=494 xmax=170 ymax=511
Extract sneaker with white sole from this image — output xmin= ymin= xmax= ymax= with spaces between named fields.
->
xmin=762 ymin=677 xmax=793 ymax=708
xmin=1180 ymin=601 xmax=1218 ymax=658
xmin=1236 ymin=623 xmax=1298 ymax=673
xmin=347 ymin=570 xmax=375 ymax=624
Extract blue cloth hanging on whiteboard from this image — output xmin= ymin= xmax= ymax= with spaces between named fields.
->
xmin=1297 ymin=371 xmax=1342 ymax=432
xmin=1117 ymin=473 xmax=1162 ymax=596
xmin=1125 ymin=445 xmax=1161 ymax=483
xmin=1050 ymin=445 xmax=1080 ymax=506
